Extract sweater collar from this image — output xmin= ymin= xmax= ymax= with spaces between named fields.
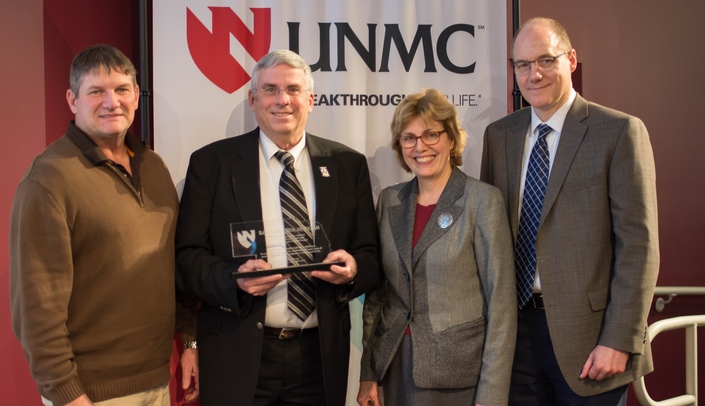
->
xmin=65 ymin=121 xmax=147 ymax=166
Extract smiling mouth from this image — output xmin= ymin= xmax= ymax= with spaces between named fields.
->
xmin=527 ymin=84 xmax=549 ymax=91
xmin=415 ymin=156 xmax=435 ymax=163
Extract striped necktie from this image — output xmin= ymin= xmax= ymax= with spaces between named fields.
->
xmin=275 ymin=151 xmax=316 ymax=320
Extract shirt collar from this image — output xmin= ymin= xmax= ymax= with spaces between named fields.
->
xmin=65 ymin=121 xmax=146 ymax=166
xmin=530 ymin=88 xmax=577 ymax=136
xmin=259 ymin=129 xmax=308 ymax=165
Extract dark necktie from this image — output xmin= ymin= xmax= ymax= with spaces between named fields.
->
xmin=275 ymin=151 xmax=316 ymax=320
xmin=515 ymin=123 xmax=552 ymax=308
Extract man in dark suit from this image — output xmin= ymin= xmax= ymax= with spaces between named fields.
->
xmin=481 ymin=17 xmax=659 ymax=405
xmin=175 ymin=49 xmax=381 ymax=405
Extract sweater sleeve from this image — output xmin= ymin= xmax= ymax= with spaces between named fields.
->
xmin=10 ymin=178 xmax=86 ymax=405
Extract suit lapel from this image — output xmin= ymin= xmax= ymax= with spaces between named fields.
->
xmin=541 ymin=95 xmax=589 ymax=224
xmin=233 ymin=129 xmax=264 ymax=223
xmin=410 ymin=168 xmax=465 ymax=268
xmin=389 ymin=180 xmax=416 ymax=274
xmin=306 ymin=134 xmax=339 ymax=254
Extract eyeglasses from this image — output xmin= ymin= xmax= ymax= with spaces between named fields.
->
xmin=512 ymin=52 xmax=568 ymax=76
xmin=257 ymin=85 xmax=308 ymax=98
xmin=399 ymin=130 xmax=445 ymax=149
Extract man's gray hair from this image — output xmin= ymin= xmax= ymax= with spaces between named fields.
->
xmin=250 ymin=49 xmax=314 ymax=93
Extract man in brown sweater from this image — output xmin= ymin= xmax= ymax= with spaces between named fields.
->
xmin=10 ymin=44 xmax=197 ymax=405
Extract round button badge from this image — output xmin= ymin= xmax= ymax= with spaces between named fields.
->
xmin=437 ymin=213 xmax=453 ymax=229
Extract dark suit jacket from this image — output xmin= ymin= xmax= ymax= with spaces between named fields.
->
xmin=361 ymin=168 xmax=516 ymax=405
xmin=175 ymin=128 xmax=381 ymax=405
xmin=480 ymin=94 xmax=659 ymax=396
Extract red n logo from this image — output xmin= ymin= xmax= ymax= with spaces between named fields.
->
xmin=186 ymin=7 xmax=271 ymax=94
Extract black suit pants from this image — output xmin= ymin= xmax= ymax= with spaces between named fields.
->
xmin=253 ymin=331 xmax=326 ymax=406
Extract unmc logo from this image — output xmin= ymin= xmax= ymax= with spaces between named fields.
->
xmin=236 ymin=230 xmax=257 ymax=255
xmin=186 ymin=7 xmax=271 ymax=93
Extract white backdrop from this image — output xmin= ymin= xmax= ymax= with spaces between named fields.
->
xmin=154 ymin=1 xmax=506 ymax=403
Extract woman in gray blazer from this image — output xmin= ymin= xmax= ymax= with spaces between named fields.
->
xmin=357 ymin=88 xmax=517 ymax=406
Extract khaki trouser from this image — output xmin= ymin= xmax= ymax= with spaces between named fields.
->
xmin=41 ymin=383 xmax=169 ymax=406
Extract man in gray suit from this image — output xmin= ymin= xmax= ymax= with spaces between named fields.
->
xmin=480 ymin=17 xmax=659 ymax=405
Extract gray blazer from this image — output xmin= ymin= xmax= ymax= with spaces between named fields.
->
xmin=360 ymin=168 xmax=517 ymax=405
xmin=480 ymin=94 xmax=659 ymax=396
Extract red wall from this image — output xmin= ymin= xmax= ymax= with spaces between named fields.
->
xmin=43 ymin=1 xmax=143 ymax=144
xmin=1 ymin=2 xmax=47 ymax=405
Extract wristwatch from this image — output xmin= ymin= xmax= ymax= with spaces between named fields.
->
xmin=184 ymin=341 xmax=198 ymax=349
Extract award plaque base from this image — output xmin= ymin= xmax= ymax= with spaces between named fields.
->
xmin=231 ymin=261 xmax=345 ymax=279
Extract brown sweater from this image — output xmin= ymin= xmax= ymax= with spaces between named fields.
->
xmin=10 ymin=122 xmax=195 ymax=405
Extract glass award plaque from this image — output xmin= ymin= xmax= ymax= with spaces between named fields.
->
xmin=229 ymin=220 xmax=341 ymax=279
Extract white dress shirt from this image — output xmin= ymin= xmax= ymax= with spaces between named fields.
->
xmin=518 ymin=88 xmax=577 ymax=291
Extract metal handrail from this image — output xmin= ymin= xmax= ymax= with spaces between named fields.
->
xmin=633 ymin=315 xmax=705 ymax=406
xmin=654 ymin=287 xmax=705 ymax=296
xmin=653 ymin=287 xmax=705 ymax=312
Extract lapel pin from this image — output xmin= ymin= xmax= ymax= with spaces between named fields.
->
xmin=438 ymin=213 xmax=453 ymax=229
xmin=319 ymin=167 xmax=330 ymax=177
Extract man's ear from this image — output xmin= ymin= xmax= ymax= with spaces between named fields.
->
xmin=568 ymin=49 xmax=578 ymax=73
xmin=66 ymin=89 xmax=78 ymax=114
xmin=248 ymin=89 xmax=256 ymax=111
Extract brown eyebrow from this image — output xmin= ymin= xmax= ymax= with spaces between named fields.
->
xmin=512 ymin=53 xmax=555 ymax=63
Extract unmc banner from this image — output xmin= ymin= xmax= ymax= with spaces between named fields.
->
xmin=153 ymin=1 xmax=507 ymax=404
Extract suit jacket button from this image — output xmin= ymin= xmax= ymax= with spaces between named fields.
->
xmin=256 ymin=322 xmax=263 ymax=329
xmin=219 ymin=306 xmax=232 ymax=313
